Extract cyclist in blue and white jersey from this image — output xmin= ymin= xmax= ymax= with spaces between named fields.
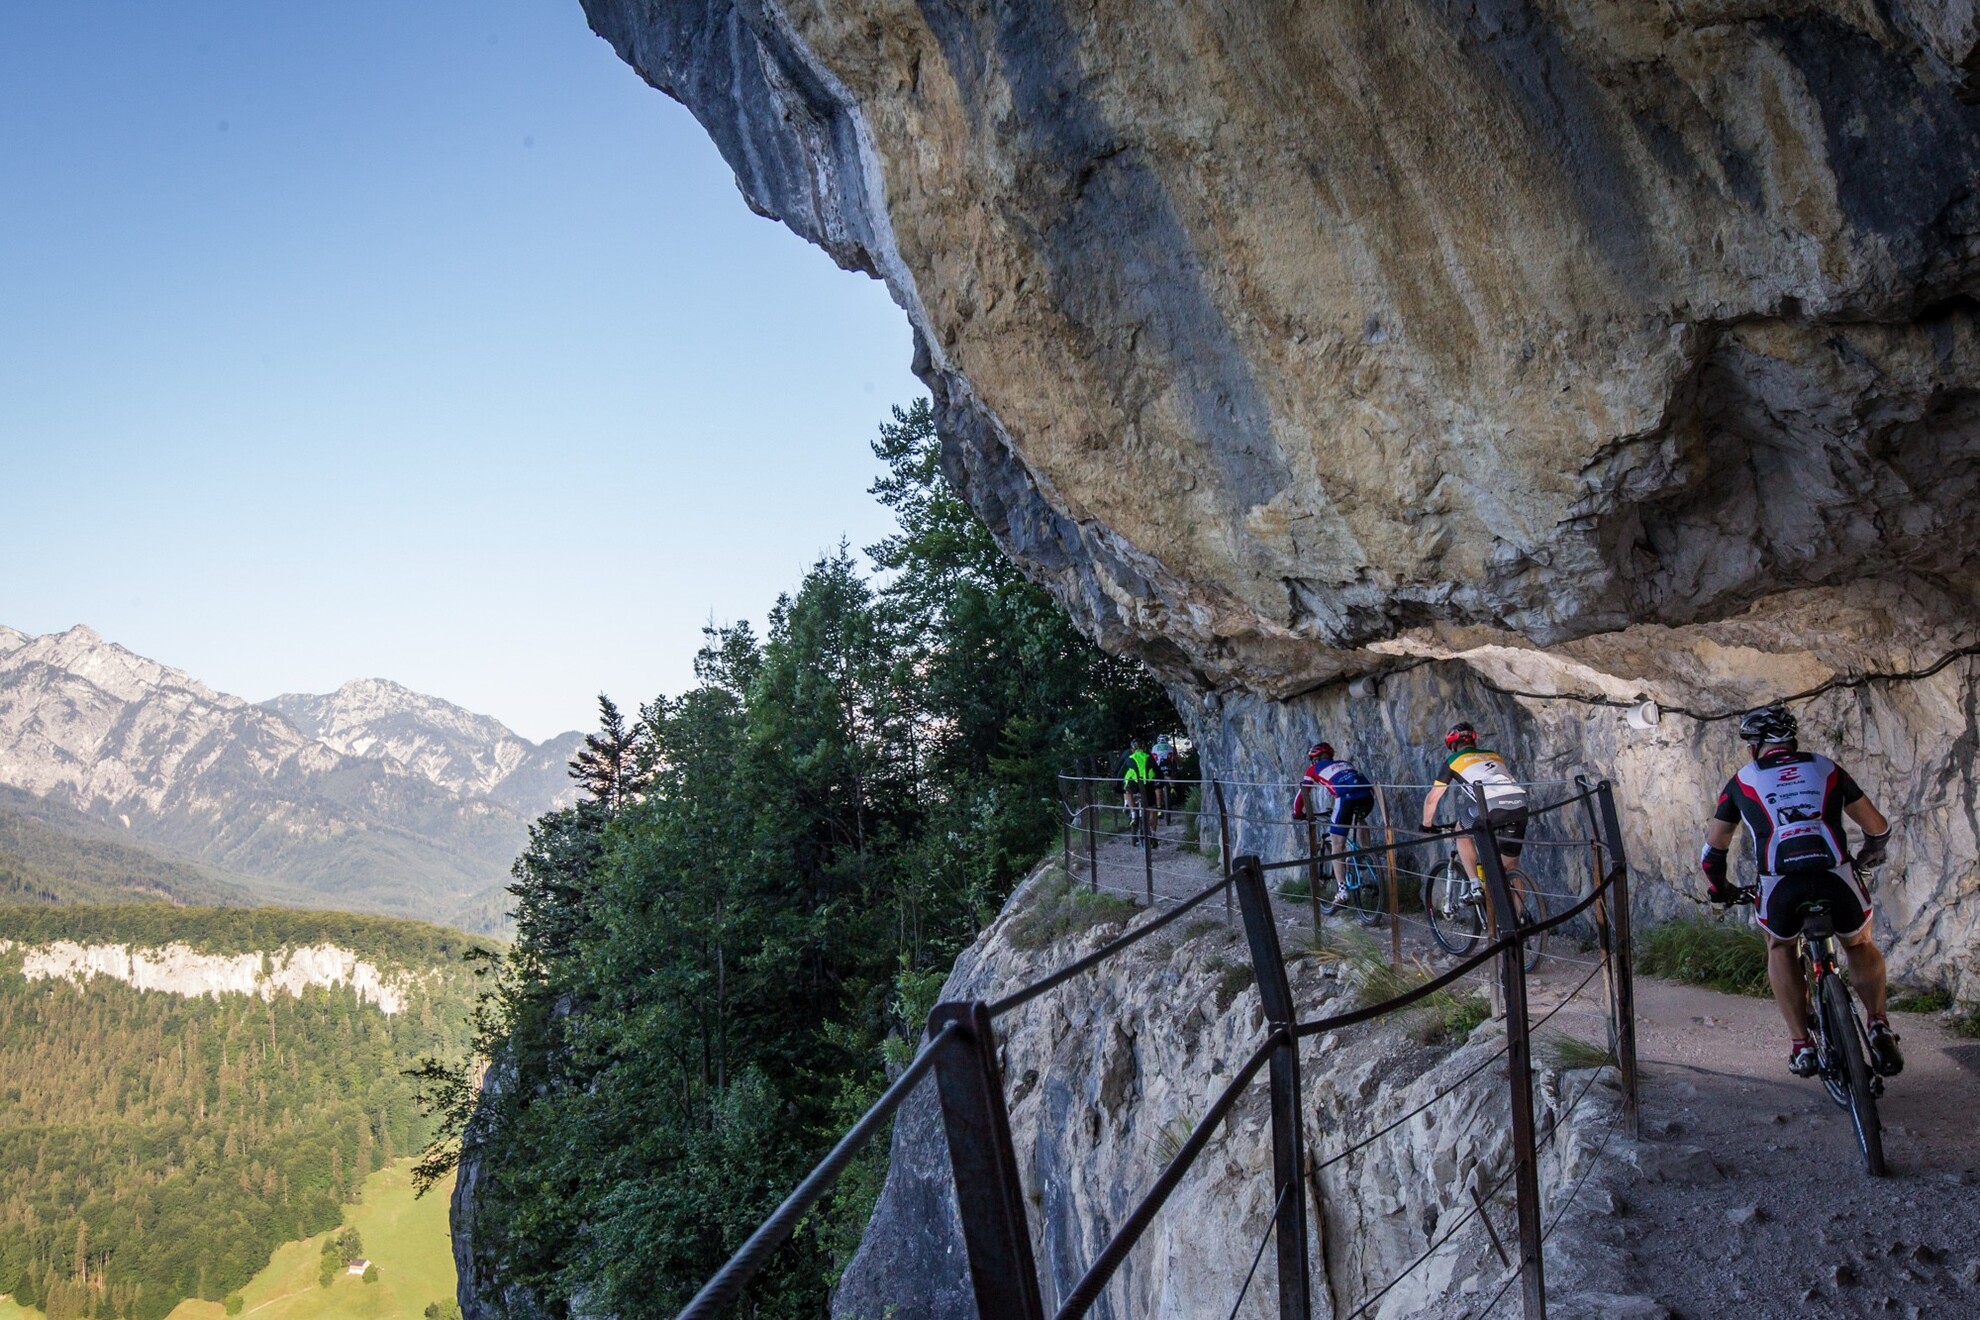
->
xmin=1292 ymin=741 xmax=1375 ymax=900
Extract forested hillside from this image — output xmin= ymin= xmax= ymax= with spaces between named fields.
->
xmin=0 ymin=907 xmax=489 ymax=1320
xmin=0 ymin=795 xmax=262 ymax=909
xmin=447 ymin=402 xmax=1178 ymax=1316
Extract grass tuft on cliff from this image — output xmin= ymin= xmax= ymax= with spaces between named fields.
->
xmin=1300 ymin=926 xmax=1489 ymax=1045
xmin=1638 ymin=915 xmax=1770 ymax=996
xmin=1007 ymin=869 xmax=1142 ymax=951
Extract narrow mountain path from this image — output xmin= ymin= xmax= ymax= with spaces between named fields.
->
xmin=1073 ymin=816 xmax=1980 ymax=1317
xmin=1552 ymin=979 xmax=1980 ymax=1319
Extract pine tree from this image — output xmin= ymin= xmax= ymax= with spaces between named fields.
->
xmin=568 ymin=695 xmax=650 ymax=809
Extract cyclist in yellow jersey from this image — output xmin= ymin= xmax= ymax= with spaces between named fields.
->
xmin=1420 ymin=722 xmax=1530 ymax=880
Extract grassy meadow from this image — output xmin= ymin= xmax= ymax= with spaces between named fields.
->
xmin=2 ymin=1162 xmax=456 ymax=1320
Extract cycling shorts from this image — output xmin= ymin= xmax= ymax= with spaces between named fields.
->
xmin=1456 ymin=802 xmax=1528 ymax=859
xmin=1328 ymin=794 xmax=1373 ymax=837
xmin=1758 ymin=868 xmax=1868 ymax=941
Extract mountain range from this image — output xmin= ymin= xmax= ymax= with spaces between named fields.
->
xmin=0 ymin=625 xmax=584 ymax=932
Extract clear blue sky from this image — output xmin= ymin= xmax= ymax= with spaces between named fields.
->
xmin=0 ymin=2 xmax=920 ymax=741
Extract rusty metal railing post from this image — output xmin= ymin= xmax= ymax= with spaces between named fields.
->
xmin=1083 ymin=777 xmax=1098 ymax=894
xmin=1575 ymin=775 xmax=1625 ymax=1110
xmin=1594 ymin=779 xmax=1641 ymax=1139
xmin=1061 ymin=775 xmax=1072 ymax=880
xmin=1475 ymin=821 xmax=1546 ymax=1320
xmin=1305 ymin=813 xmax=1322 ymax=932
xmin=927 ymin=1002 xmax=1046 ymax=1320
xmin=1232 ymin=855 xmax=1313 ymax=1320
xmin=1375 ymin=784 xmax=1400 ymax=966
xmin=1213 ymin=780 xmax=1233 ymax=925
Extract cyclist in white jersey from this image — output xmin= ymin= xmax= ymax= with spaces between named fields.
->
xmin=1700 ymin=704 xmax=1899 ymax=1078
xmin=1420 ymin=722 xmax=1529 ymax=880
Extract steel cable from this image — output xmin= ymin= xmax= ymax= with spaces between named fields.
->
xmin=675 ymin=1020 xmax=959 ymax=1320
xmin=1054 ymin=1030 xmax=1285 ymax=1320
xmin=1309 ymin=1040 xmax=1512 ymax=1175
xmin=1223 ymin=1182 xmax=1292 ymax=1320
xmin=989 ymin=876 xmax=1228 ymax=1017
xmin=1341 ymin=1159 xmax=1522 ymax=1320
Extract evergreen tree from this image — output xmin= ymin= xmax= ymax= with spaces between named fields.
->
xmin=567 ymin=695 xmax=649 ymax=809
xmin=449 ymin=399 xmax=1177 ymax=1317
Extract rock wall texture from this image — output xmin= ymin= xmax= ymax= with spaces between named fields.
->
xmin=832 ymin=865 xmax=1622 ymax=1318
xmin=584 ymin=0 xmax=1980 ymax=991
xmin=1184 ymin=630 xmax=1980 ymax=1000
xmin=584 ymin=0 xmax=1980 ymax=683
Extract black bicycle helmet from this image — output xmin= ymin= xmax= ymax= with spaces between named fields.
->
xmin=1737 ymin=703 xmax=1797 ymax=746
xmin=1444 ymin=721 xmax=1478 ymax=751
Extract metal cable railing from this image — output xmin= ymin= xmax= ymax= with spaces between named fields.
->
xmin=1342 ymin=1158 xmax=1524 ymax=1320
xmin=674 ymin=772 xmax=1643 ymax=1320
xmin=1053 ymin=1028 xmax=1286 ymax=1317
xmin=988 ymin=875 xmax=1227 ymax=1017
xmin=674 ymin=1018 xmax=961 ymax=1320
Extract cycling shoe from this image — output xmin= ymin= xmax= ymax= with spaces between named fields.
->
xmin=1868 ymin=1021 xmax=1904 ymax=1077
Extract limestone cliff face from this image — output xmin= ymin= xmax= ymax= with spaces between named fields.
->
xmin=0 ymin=937 xmax=412 ymax=1013
xmin=833 ymin=866 xmax=1621 ymax=1318
xmin=584 ymin=0 xmax=1980 ymax=989
xmin=585 ymin=0 xmax=1980 ymax=683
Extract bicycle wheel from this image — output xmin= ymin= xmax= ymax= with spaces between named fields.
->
xmin=1424 ymin=855 xmax=1483 ymax=956
xmin=1350 ymin=853 xmax=1386 ymax=926
xmin=1819 ymin=973 xmax=1887 ymax=1176
xmin=1505 ymin=867 xmax=1548 ymax=972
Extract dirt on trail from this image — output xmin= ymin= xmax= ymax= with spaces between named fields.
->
xmin=1539 ymin=977 xmax=1980 ymax=1320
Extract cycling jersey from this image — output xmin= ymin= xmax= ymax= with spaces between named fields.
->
xmin=1122 ymin=750 xmax=1153 ymax=788
xmin=1294 ymin=757 xmax=1373 ymax=815
xmin=1713 ymin=749 xmax=1863 ymax=876
xmin=1435 ymin=747 xmax=1528 ymax=814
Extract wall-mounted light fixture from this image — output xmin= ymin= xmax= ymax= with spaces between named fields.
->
xmin=1348 ymin=675 xmax=1379 ymax=700
xmin=1624 ymin=699 xmax=1661 ymax=730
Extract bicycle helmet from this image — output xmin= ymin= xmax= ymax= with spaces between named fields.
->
xmin=1737 ymin=703 xmax=1797 ymax=747
xmin=1444 ymin=722 xmax=1478 ymax=750
xmin=1308 ymin=741 xmax=1334 ymax=761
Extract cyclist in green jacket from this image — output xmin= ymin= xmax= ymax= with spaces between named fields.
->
xmin=1121 ymin=739 xmax=1156 ymax=846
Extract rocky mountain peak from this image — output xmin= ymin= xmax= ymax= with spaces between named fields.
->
xmin=5 ymin=623 xmax=236 ymax=708
xmin=264 ymin=680 xmax=582 ymax=807
xmin=0 ymin=624 xmax=578 ymax=930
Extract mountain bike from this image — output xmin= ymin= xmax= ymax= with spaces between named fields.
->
xmin=1124 ymin=785 xmax=1156 ymax=847
xmin=1423 ymin=844 xmax=1548 ymax=971
xmin=1317 ymin=823 xmax=1386 ymax=927
xmin=1736 ymin=877 xmax=1886 ymax=1176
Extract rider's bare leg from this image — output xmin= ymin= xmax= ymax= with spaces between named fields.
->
xmin=1455 ymin=831 xmax=1479 ymax=875
xmin=1766 ymin=934 xmax=1810 ymax=1038
xmin=1329 ymin=832 xmax=1349 ymax=890
xmin=1841 ymin=922 xmax=1889 ymax=1019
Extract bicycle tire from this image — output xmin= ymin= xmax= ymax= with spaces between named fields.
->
xmin=1820 ymin=973 xmax=1887 ymax=1176
xmin=1424 ymin=855 xmax=1483 ymax=956
xmin=1505 ymin=867 xmax=1548 ymax=972
xmin=1350 ymin=854 xmax=1385 ymax=927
